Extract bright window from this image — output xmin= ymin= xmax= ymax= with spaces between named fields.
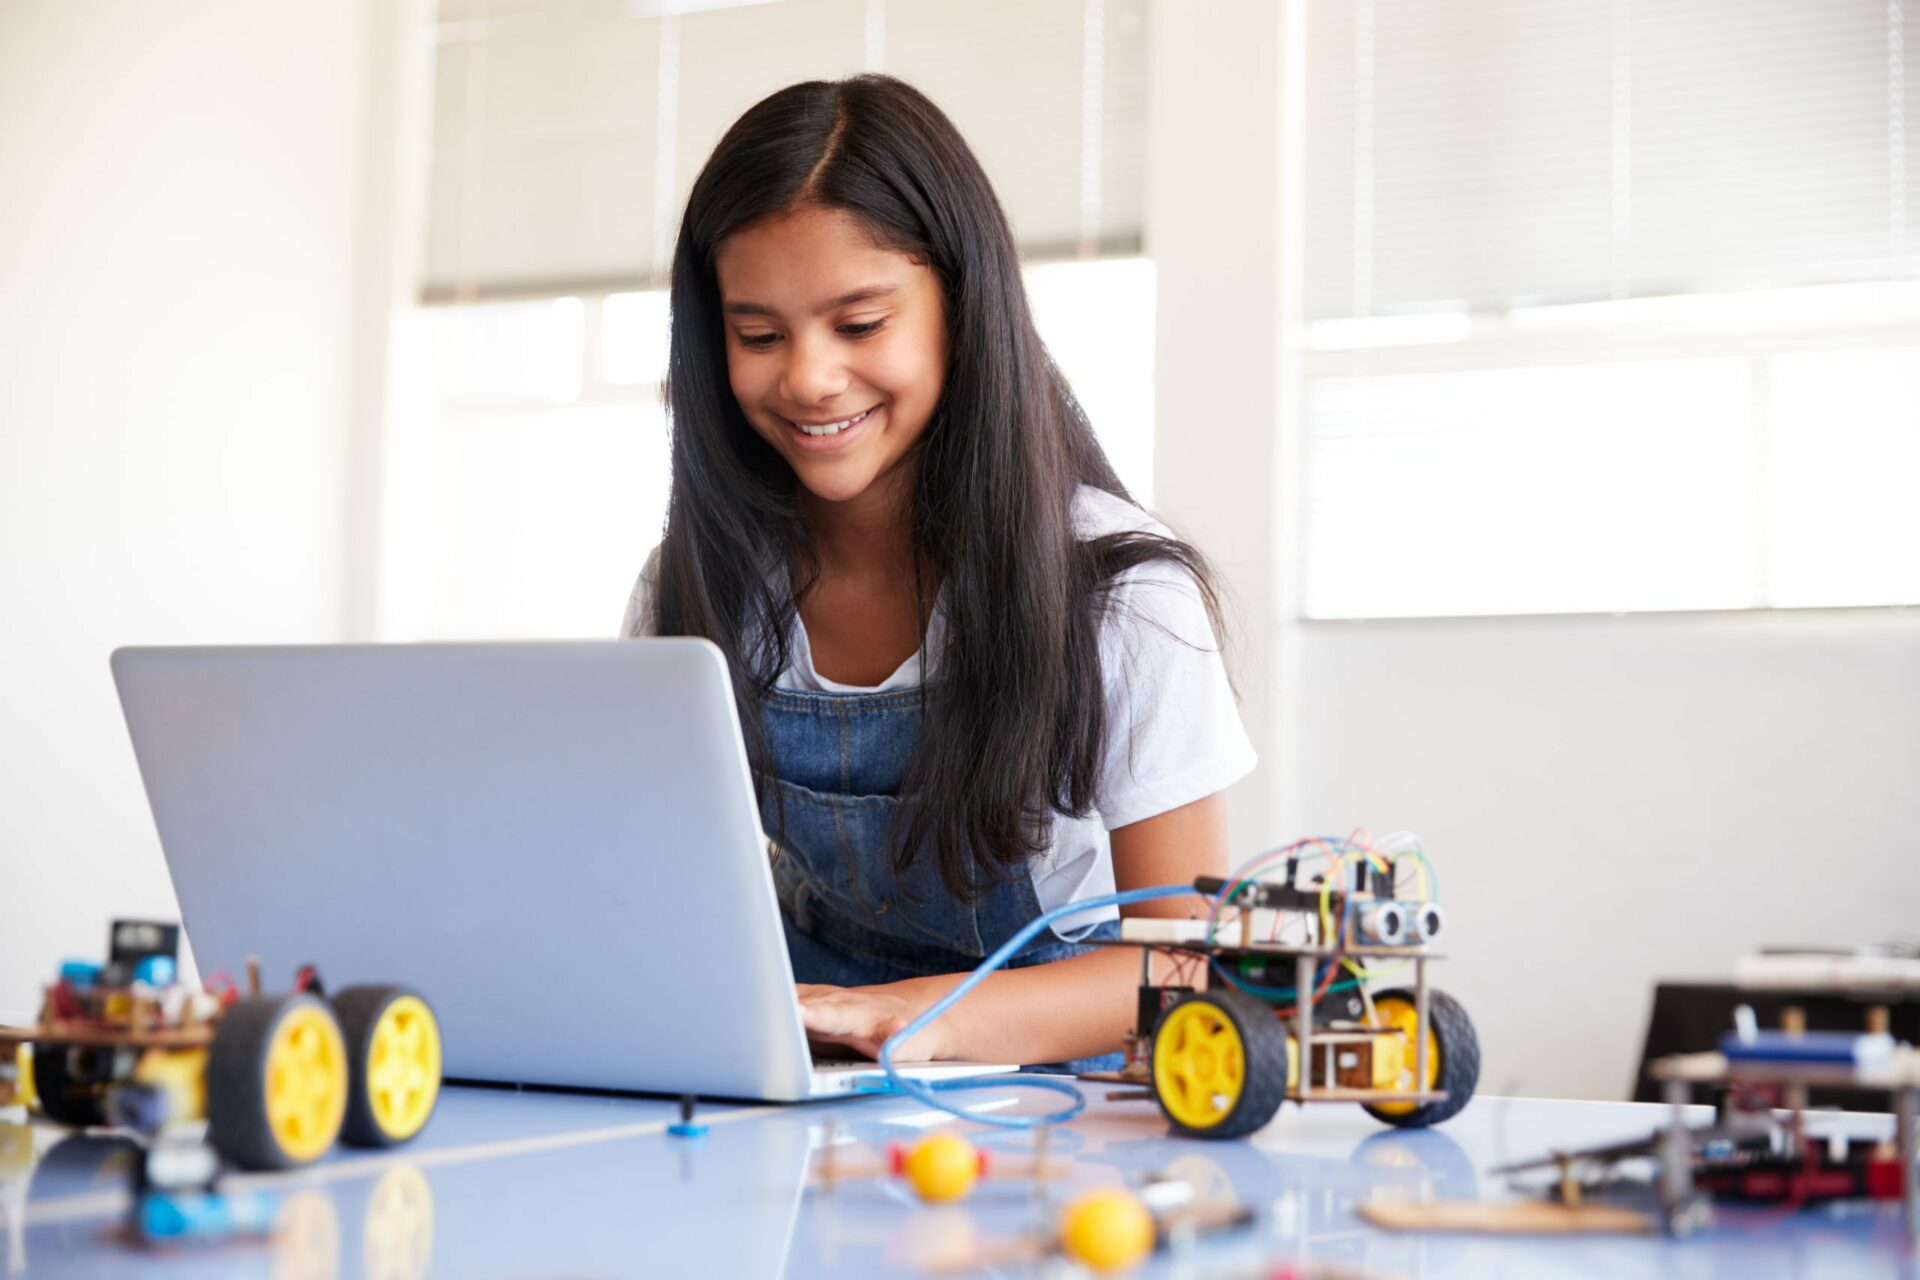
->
xmin=378 ymin=259 xmax=1155 ymax=639
xmin=1298 ymin=0 xmax=1920 ymax=619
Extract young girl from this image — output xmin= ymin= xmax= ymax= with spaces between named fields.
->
xmin=622 ymin=74 xmax=1254 ymax=1072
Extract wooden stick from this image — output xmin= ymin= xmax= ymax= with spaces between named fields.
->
xmin=1359 ymin=1199 xmax=1653 ymax=1235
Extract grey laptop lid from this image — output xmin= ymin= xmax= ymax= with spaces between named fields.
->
xmin=111 ymin=640 xmax=822 ymax=1102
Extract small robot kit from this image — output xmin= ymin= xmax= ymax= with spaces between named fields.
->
xmin=1374 ymin=1004 xmax=1920 ymax=1242
xmin=0 ymin=920 xmax=443 ymax=1175
xmin=1642 ymin=1003 xmax=1920 ymax=1240
xmin=1086 ymin=837 xmax=1479 ymax=1140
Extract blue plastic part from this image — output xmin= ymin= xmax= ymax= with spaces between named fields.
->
xmin=1720 ymin=1030 xmax=1894 ymax=1065
xmin=138 ymin=1190 xmax=275 ymax=1241
xmin=133 ymin=955 xmax=177 ymax=987
xmin=59 ymin=961 xmax=101 ymax=987
xmin=668 ymin=1095 xmax=708 ymax=1137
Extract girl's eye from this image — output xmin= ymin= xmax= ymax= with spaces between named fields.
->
xmin=735 ymin=320 xmax=885 ymax=351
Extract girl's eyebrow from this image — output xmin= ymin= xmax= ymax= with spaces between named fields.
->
xmin=722 ymin=284 xmax=900 ymax=318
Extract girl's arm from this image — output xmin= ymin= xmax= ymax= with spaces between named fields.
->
xmin=796 ymin=791 xmax=1231 ymax=1063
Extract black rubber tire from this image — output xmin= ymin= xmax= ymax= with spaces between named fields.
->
xmin=27 ymin=1043 xmax=116 ymax=1128
xmin=1152 ymin=987 xmax=1291 ymax=1140
xmin=1363 ymin=989 xmax=1480 ymax=1128
xmin=206 ymin=995 xmax=346 ymax=1170
xmin=333 ymin=984 xmax=439 ymax=1148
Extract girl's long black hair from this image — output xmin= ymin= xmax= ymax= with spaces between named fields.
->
xmin=651 ymin=73 xmax=1227 ymax=900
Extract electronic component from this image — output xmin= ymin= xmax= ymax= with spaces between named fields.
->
xmin=110 ymin=921 xmax=179 ymax=966
xmin=1192 ymin=876 xmax=1319 ymax=913
xmin=1136 ymin=985 xmax=1194 ymax=1042
xmin=1354 ymin=902 xmax=1406 ymax=946
xmin=1406 ymin=903 xmax=1445 ymax=943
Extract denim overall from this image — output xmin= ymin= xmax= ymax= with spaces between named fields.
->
xmin=760 ymin=685 xmax=1123 ymax=1074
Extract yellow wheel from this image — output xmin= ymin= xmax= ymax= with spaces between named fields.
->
xmin=1150 ymin=989 xmax=1288 ymax=1140
xmin=207 ymin=995 xmax=349 ymax=1170
xmin=1363 ymin=989 xmax=1479 ymax=1128
xmin=334 ymin=987 xmax=442 ymax=1147
xmin=264 ymin=1005 xmax=349 ymax=1163
xmin=17 ymin=1042 xmax=36 ymax=1112
xmin=1366 ymin=993 xmax=1435 ymax=1118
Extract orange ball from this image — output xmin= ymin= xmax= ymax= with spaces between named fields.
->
xmin=899 ymin=1132 xmax=982 ymax=1204
xmin=1059 ymin=1187 xmax=1155 ymax=1273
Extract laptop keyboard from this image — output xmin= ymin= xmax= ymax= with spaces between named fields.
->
xmin=810 ymin=1055 xmax=872 ymax=1071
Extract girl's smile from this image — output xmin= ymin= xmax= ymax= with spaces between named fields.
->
xmin=783 ymin=402 xmax=881 ymax=451
xmin=715 ymin=204 xmax=947 ymax=507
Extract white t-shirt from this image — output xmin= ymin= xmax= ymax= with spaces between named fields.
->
xmin=619 ymin=485 xmax=1257 ymax=936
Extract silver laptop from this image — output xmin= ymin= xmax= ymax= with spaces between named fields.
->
xmin=110 ymin=639 xmax=1012 ymax=1101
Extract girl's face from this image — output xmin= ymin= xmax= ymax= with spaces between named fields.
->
xmin=715 ymin=204 xmax=947 ymax=510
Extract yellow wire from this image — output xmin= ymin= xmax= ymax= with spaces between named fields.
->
xmin=1320 ymin=841 xmax=1412 ymax=980
xmin=1316 ymin=845 xmax=1390 ymax=941
xmin=1391 ymin=851 xmax=1434 ymax=902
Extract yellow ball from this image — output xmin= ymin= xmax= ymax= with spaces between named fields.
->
xmin=1059 ymin=1187 xmax=1155 ymax=1274
xmin=902 ymin=1132 xmax=980 ymax=1204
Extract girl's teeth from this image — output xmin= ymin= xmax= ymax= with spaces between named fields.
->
xmin=796 ymin=407 xmax=870 ymax=436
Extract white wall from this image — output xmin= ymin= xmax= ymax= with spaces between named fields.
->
xmin=1144 ymin=0 xmax=1292 ymax=852
xmin=1148 ymin=0 xmax=1920 ymax=1101
xmin=1298 ymin=609 xmax=1920 ymax=1100
xmin=0 ymin=1 xmax=377 ymax=1020
xmin=9 ymin=0 xmax=1910 ymax=1107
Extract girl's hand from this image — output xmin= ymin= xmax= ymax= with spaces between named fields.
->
xmin=795 ymin=982 xmax=957 ymax=1062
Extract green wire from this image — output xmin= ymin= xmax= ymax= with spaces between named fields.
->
xmin=1210 ymin=958 xmax=1362 ymax=1001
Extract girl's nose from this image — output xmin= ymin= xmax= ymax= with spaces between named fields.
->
xmin=779 ymin=332 xmax=850 ymax=407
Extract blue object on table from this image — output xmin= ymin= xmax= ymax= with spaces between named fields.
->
xmin=138 ymin=1190 xmax=276 ymax=1241
xmin=60 ymin=961 xmax=102 ymax=987
xmin=133 ymin=956 xmax=177 ymax=987
xmin=667 ymin=1094 xmax=708 ymax=1138
xmin=1720 ymin=1030 xmax=1895 ymax=1065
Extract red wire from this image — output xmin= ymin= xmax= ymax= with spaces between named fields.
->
xmin=1706 ymin=1085 xmax=1826 ymax=1225
xmin=1720 ymin=1110 xmax=1824 ymax=1224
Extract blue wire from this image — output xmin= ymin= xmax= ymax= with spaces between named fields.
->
xmin=873 ymin=883 xmax=1194 ymax=1129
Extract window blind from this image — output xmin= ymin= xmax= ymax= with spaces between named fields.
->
xmin=1305 ymin=0 xmax=1920 ymax=319
xmin=1299 ymin=0 xmax=1920 ymax=619
xmin=424 ymin=0 xmax=1146 ymax=300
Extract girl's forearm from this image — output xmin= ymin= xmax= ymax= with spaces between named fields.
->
xmin=889 ymin=942 xmax=1181 ymax=1065
xmin=874 ymin=798 xmax=1227 ymax=1064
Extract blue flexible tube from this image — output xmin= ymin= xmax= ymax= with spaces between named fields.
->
xmin=869 ymin=883 xmax=1194 ymax=1129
